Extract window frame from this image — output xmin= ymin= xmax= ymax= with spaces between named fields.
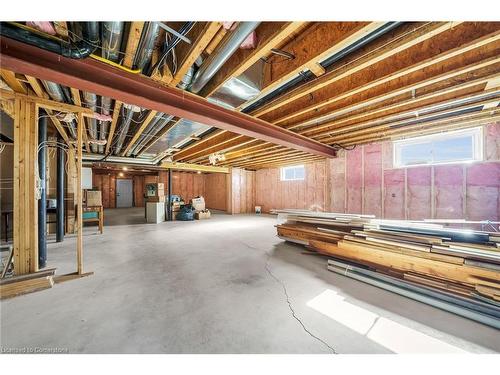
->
xmin=280 ymin=164 xmax=306 ymax=181
xmin=393 ymin=127 xmax=484 ymax=168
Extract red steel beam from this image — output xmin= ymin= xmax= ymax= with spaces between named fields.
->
xmin=0 ymin=36 xmax=335 ymax=158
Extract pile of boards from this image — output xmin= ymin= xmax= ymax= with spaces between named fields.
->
xmin=274 ymin=209 xmax=500 ymax=329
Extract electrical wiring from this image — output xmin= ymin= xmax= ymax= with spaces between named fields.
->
xmin=330 ymin=143 xmax=356 ymax=151
xmin=148 ymin=22 xmax=196 ymax=78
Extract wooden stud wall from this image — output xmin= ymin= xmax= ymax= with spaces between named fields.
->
xmin=13 ymin=98 xmax=38 ymax=275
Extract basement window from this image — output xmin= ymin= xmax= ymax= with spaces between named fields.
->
xmin=393 ymin=127 xmax=483 ymax=167
xmin=281 ymin=165 xmax=305 ymax=181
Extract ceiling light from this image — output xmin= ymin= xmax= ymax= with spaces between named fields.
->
xmin=119 ymin=172 xmax=124 ymax=177
xmin=123 ymin=166 xmax=128 ymax=171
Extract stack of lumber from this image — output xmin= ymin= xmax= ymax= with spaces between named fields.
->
xmin=274 ymin=210 xmax=500 ymax=328
xmin=0 ymin=268 xmax=56 ymax=299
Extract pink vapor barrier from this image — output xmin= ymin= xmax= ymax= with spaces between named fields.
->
xmin=346 ymin=147 xmax=362 ymax=213
xmin=407 ymin=167 xmax=432 ymax=220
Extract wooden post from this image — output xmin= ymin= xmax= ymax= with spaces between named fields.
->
xmin=77 ymin=112 xmax=83 ymax=274
xmin=13 ymin=98 xmax=38 ymax=275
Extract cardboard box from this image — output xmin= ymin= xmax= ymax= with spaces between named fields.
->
xmin=86 ymin=190 xmax=102 ymax=207
xmin=190 ymin=196 xmax=205 ymax=212
xmin=145 ymin=183 xmax=165 ymax=197
xmin=195 ymin=210 xmax=211 ymax=220
xmin=147 ymin=196 xmax=166 ymax=203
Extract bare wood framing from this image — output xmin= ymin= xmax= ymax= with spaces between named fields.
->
xmin=170 ymin=22 xmax=222 ymax=87
xmin=121 ymin=109 xmax=158 ymax=156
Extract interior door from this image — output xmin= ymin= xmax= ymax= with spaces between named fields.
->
xmin=116 ymin=179 xmax=133 ymax=208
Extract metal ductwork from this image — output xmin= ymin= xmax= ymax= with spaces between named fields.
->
xmin=83 ymin=91 xmax=98 ymax=152
xmin=190 ymin=22 xmax=261 ymax=93
xmin=113 ymin=106 xmax=134 ymax=155
xmin=101 ymin=22 xmax=124 ymax=62
xmin=128 ymin=113 xmax=174 ymax=156
xmin=112 ymin=22 xmax=160 ymax=154
xmin=100 ymin=22 xmax=124 ymax=153
xmin=133 ymin=22 xmax=161 ymax=71
xmin=0 ymin=21 xmax=98 ymax=59
xmin=41 ymin=80 xmax=77 ymax=138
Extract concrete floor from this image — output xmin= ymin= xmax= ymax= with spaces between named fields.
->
xmin=1 ymin=208 xmax=499 ymax=354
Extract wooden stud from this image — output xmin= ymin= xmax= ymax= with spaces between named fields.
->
xmin=170 ymin=22 xmax=222 ymax=87
xmin=13 ymin=98 xmax=38 ymax=275
xmin=77 ymin=112 xmax=83 ymax=274
xmin=123 ymin=22 xmax=145 ymax=68
xmin=105 ymin=100 xmax=123 ymax=154
xmin=161 ymin=161 xmax=229 ymax=173
xmin=200 ymin=22 xmax=305 ymax=97
xmin=251 ymin=22 xmax=456 ymax=118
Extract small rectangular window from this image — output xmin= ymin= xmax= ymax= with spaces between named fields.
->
xmin=394 ymin=127 xmax=483 ymax=167
xmin=280 ymin=165 xmax=305 ymax=181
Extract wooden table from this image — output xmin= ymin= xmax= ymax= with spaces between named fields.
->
xmin=82 ymin=206 xmax=103 ymax=234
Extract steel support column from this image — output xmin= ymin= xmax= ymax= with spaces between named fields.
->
xmin=38 ymin=109 xmax=47 ymax=268
xmin=56 ymin=135 xmax=65 ymax=242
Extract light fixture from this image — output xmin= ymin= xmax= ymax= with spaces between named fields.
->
xmin=119 ymin=172 xmax=124 ymax=177
xmin=123 ymin=166 xmax=128 ymax=171
xmin=197 ymin=171 xmax=202 ymax=174
xmin=208 ymin=152 xmax=225 ymax=165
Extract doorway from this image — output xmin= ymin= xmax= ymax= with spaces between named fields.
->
xmin=116 ymin=179 xmax=133 ymax=208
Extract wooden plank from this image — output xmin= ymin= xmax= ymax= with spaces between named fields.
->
xmin=123 ymin=22 xmax=145 ymax=68
xmin=121 ymin=109 xmax=158 ymax=156
xmin=170 ymin=22 xmax=222 ymax=87
xmin=200 ymin=22 xmax=305 ymax=97
xmin=306 ymin=85 xmax=500 ymax=138
xmin=105 ymin=100 xmax=122 ymax=154
xmin=272 ymin=29 xmax=500 ymax=126
xmin=70 ymin=87 xmax=91 ymax=151
xmin=256 ymin=22 xmax=385 ymax=103
xmin=0 ymin=69 xmax=27 ymax=94
xmin=250 ymin=22 xmax=456 ymax=117
xmin=288 ymin=56 xmax=500 ymax=132
xmin=161 ymin=161 xmax=229 ymax=173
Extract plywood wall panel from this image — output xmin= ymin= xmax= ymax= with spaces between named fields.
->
xmin=205 ymin=173 xmax=227 ymax=211
xmin=255 ymin=161 xmax=326 ymax=213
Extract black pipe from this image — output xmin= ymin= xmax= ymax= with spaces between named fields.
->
xmin=38 ymin=110 xmax=47 ymax=268
xmin=56 ymin=135 xmax=65 ymax=242
xmin=167 ymin=168 xmax=172 ymax=221
xmin=0 ymin=22 xmax=98 ymax=59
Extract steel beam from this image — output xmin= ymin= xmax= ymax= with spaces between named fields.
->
xmin=0 ymin=36 xmax=335 ymax=158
